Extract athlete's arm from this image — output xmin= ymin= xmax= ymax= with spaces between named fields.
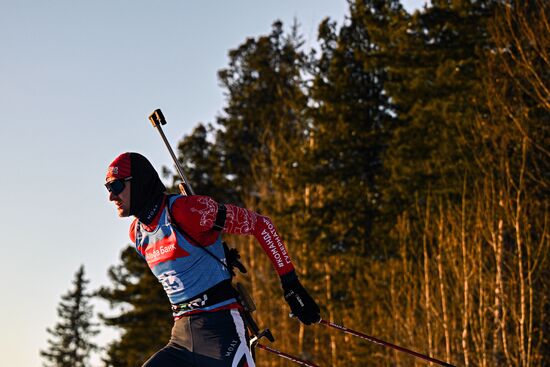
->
xmin=222 ymin=200 xmax=319 ymax=324
xmin=223 ymin=203 xmax=295 ymax=276
xmin=172 ymin=195 xmax=319 ymax=324
xmin=170 ymin=195 xmax=295 ymax=276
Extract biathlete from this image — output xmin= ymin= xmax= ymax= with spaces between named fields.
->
xmin=105 ymin=152 xmax=320 ymax=367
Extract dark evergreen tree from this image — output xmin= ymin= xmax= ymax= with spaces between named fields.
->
xmin=216 ymin=20 xmax=310 ymax=207
xmin=382 ymin=0 xmax=497 ymax=217
xmin=41 ymin=265 xmax=98 ymax=367
xmin=97 ymin=246 xmax=172 ymax=367
xmin=305 ymin=0 xmax=403 ymax=256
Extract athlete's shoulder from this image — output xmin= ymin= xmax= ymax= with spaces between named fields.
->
xmin=171 ymin=195 xmax=219 ymax=230
xmin=171 ymin=195 xmax=218 ymax=212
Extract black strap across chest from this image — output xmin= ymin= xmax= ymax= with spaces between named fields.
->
xmin=165 ymin=195 xmax=231 ymax=273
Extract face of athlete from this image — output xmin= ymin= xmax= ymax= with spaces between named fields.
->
xmin=108 ymin=180 xmax=131 ymax=217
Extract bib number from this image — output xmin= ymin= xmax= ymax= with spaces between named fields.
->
xmin=158 ymin=270 xmax=184 ymax=295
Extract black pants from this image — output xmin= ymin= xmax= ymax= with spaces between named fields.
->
xmin=142 ymin=309 xmax=255 ymax=367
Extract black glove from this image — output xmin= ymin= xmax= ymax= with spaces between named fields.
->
xmin=281 ymin=271 xmax=321 ymax=325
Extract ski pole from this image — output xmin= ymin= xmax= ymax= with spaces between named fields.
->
xmin=255 ymin=343 xmax=320 ymax=367
xmin=148 ymin=108 xmax=195 ymax=196
xmin=319 ymin=319 xmax=456 ymax=367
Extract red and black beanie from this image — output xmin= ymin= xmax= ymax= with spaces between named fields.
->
xmin=106 ymin=152 xmax=132 ymax=181
xmin=106 ymin=152 xmax=166 ymax=219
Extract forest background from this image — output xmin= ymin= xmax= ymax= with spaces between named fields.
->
xmin=42 ymin=0 xmax=549 ymax=366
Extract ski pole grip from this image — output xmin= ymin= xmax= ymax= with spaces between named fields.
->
xmin=149 ymin=109 xmax=167 ymax=127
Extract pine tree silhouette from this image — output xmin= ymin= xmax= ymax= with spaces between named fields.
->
xmin=41 ymin=265 xmax=99 ymax=367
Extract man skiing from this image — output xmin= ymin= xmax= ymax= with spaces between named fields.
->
xmin=105 ymin=152 xmax=320 ymax=367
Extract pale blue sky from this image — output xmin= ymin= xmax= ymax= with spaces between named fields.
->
xmin=0 ymin=1 xmax=425 ymax=366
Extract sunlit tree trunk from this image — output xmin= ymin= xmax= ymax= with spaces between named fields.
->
xmin=461 ymin=183 xmax=470 ymax=367
xmin=437 ymin=202 xmax=451 ymax=363
xmin=421 ymin=198 xmax=434 ymax=360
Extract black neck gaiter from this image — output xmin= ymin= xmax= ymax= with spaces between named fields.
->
xmin=128 ymin=153 xmax=166 ymax=224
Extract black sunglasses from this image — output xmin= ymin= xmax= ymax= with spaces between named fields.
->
xmin=105 ymin=176 xmax=132 ymax=195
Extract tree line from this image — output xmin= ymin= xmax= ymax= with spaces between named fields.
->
xmin=42 ymin=0 xmax=549 ymax=366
